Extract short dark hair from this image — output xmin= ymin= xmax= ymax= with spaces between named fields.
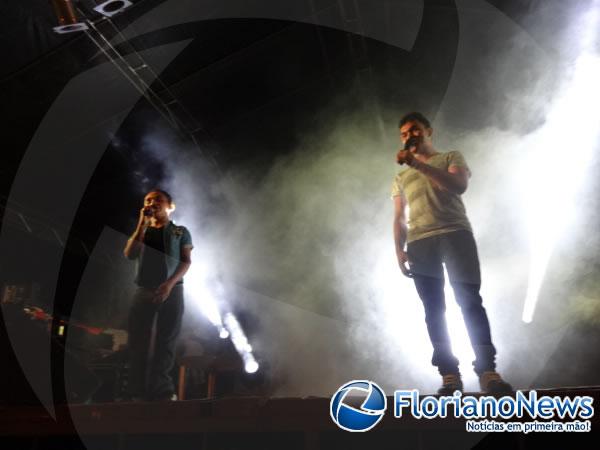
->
xmin=399 ymin=112 xmax=431 ymax=129
xmin=147 ymin=188 xmax=173 ymax=205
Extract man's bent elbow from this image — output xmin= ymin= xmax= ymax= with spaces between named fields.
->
xmin=449 ymin=181 xmax=468 ymax=195
xmin=455 ymin=185 xmax=467 ymax=195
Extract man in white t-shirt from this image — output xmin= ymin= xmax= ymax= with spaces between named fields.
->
xmin=392 ymin=112 xmax=512 ymax=395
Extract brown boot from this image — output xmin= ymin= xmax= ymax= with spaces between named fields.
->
xmin=479 ymin=371 xmax=513 ymax=395
xmin=437 ymin=374 xmax=463 ymax=395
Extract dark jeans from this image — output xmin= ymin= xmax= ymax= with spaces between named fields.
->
xmin=128 ymin=284 xmax=184 ymax=398
xmin=407 ymin=230 xmax=496 ymax=376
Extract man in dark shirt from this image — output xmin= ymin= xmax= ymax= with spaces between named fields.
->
xmin=123 ymin=189 xmax=193 ymax=401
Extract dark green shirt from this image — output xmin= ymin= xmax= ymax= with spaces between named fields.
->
xmin=134 ymin=221 xmax=193 ymax=287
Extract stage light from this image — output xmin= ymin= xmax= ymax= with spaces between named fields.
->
xmin=224 ymin=313 xmax=259 ymax=374
xmin=92 ymin=0 xmax=133 ymax=17
xmin=184 ymin=263 xmax=258 ymax=371
xmin=244 ymin=359 xmax=259 ymax=374
xmin=218 ymin=326 xmax=230 ymax=339
xmin=521 ymin=1 xmax=600 ymax=323
xmin=184 ymin=262 xmax=226 ymax=331
xmin=50 ymin=0 xmax=88 ymax=34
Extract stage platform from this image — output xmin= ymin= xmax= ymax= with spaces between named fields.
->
xmin=0 ymin=387 xmax=598 ymax=449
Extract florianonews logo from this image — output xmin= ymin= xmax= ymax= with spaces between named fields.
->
xmin=330 ymin=380 xmax=387 ymax=432
xmin=330 ymin=383 xmax=593 ymax=434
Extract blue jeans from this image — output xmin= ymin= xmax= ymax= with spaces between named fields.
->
xmin=128 ymin=285 xmax=184 ymax=398
xmin=407 ymin=230 xmax=496 ymax=376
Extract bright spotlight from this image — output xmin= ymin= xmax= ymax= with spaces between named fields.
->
xmin=218 ymin=326 xmax=230 ymax=339
xmin=244 ymin=360 xmax=259 ymax=374
xmin=183 ymin=262 xmax=228 ymax=334
xmin=223 ymin=313 xmax=259 ymax=374
xmin=521 ymin=2 xmax=600 ymax=322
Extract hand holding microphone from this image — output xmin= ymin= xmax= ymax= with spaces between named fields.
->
xmin=396 ymin=137 xmax=418 ymax=165
xmin=138 ymin=206 xmax=153 ymax=228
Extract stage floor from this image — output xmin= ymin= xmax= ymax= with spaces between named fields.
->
xmin=1 ymin=387 xmax=598 ymax=449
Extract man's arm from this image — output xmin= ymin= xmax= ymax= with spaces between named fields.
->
xmin=393 ymin=194 xmax=412 ymax=278
xmin=411 ymin=160 xmax=469 ymax=195
xmin=153 ymin=246 xmax=192 ymax=303
xmin=397 ymin=150 xmax=469 ymax=194
xmin=123 ymin=209 xmax=148 ymax=259
xmin=166 ymin=246 xmax=192 ymax=286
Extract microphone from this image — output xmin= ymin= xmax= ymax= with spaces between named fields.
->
xmin=397 ymin=137 xmax=419 ymax=166
xmin=404 ymin=136 xmax=419 ymax=151
xmin=143 ymin=208 xmax=154 ymax=217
